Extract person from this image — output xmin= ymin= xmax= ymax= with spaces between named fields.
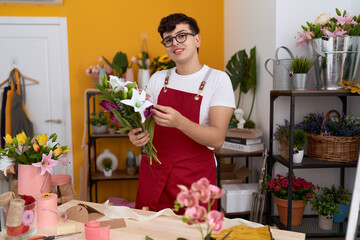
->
xmin=128 ymin=13 xmax=235 ymax=213
xmin=234 ymin=108 xmax=246 ymax=128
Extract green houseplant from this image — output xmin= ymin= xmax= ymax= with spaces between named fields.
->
xmin=323 ymin=185 xmax=351 ymax=223
xmin=103 ymin=158 xmax=113 ymax=177
xmin=289 ymin=56 xmax=314 ymax=90
xmin=90 ymin=111 xmax=108 ymax=134
xmin=103 ymin=51 xmax=128 ymax=78
xmin=226 ymin=47 xmax=256 ymax=128
xmin=291 ymin=129 xmax=307 ymax=163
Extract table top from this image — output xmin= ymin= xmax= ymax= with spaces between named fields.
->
xmin=27 ymin=200 xmax=306 ymax=240
xmin=215 ymin=148 xmax=263 ymax=157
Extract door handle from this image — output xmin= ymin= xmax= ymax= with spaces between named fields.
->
xmin=45 ymin=119 xmax=62 ymax=124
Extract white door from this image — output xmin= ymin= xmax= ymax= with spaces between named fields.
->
xmin=0 ymin=17 xmax=73 ymax=188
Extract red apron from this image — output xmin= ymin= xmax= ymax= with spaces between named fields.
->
xmin=136 ymin=69 xmax=217 ymax=213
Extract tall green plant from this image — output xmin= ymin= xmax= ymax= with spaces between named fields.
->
xmin=226 ymin=46 xmax=256 ymax=127
xmin=103 ymin=51 xmax=128 ymax=77
xmin=290 ymin=56 xmax=314 ymax=74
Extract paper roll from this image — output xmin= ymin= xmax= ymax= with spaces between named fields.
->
xmin=84 ymin=220 xmax=110 ymax=240
xmin=36 ymin=193 xmax=58 ymax=229
xmin=0 ymin=191 xmax=15 ymax=212
xmin=7 ymin=199 xmax=25 ymax=227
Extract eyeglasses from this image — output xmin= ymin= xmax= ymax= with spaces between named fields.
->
xmin=161 ymin=32 xmax=196 ymax=48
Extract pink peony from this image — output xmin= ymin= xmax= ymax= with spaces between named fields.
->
xmin=184 ymin=205 xmax=207 ymax=224
xmin=176 ymin=191 xmax=198 ymax=208
xmin=208 ymin=210 xmax=224 ymax=233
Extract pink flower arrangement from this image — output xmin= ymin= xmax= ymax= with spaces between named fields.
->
xmin=262 ymin=174 xmax=319 ymax=203
xmin=175 ymin=177 xmax=225 ymax=240
xmin=85 ymin=56 xmax=112 ymax=75
xmin=297 ymin=8 xmax=360 ymax=46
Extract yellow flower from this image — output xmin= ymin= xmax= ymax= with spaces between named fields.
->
xmin=158 ymin=54 xmax=171 ymax=63
xmin=4 ymin=134 xmax=13 ymax=145
xmin=53 ymin=147 xmax=63 ymax=157
xmin=157 ymin=65 xmax=167 ymax=71
xmin=16 ymin=132 xmax=27 ymax=145
xmin=37 ymin=134 xmax=47 ymax=146
xmin=138 ymin=52 xmax=143 ymax=59
xmin=63 ymin=147 xmax=71 ymax=154
xmin=33 ymin=142 xmax=40 ymax=152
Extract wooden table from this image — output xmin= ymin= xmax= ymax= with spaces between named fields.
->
xmin=31 ymin=200 xmax=305 ymax=240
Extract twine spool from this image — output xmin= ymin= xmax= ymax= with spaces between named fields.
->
xmin=0 ymin=192 xmax=15 ymax=212
xmin=7 ymin=199 xmax=25 ymax=227
xmin=36 ymin=193 xmax=58 ymax=229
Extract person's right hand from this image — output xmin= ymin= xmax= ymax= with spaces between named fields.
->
xmin=128 ymin=128 xmax=150 ymax=147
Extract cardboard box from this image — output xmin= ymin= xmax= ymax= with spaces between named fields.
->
xmin=221 ymin=183 xmax=258 ymax=213
xmin=220 ymin=164 xmax=251 ymax=186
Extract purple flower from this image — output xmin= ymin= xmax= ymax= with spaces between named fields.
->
xmin=109 ymin=114 xmax=120 ymax=124
xmin=100 ymin=100 xmax=118 ymax=112
xmin=144 ymin=105 xmax=154 ymax=119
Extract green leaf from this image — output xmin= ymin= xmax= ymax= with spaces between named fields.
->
xmin=336 ymin=8 xmax=341 ymax=16
xmin=226 ymin=49 xmax=248 ymax=91
xmin=301 ymin=25 xmax=308 ymax=31
xmin=143 ymin=118 xmax=155 ymax=143
xmin=145 ymin=236 xmax=154 ymax=240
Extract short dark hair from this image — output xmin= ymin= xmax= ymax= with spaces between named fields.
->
xmin=158 ymin=13 xmax=200 ymax=39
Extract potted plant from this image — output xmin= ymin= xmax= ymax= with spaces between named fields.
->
xmin=297 ymin=8 xmax=360 ymax=90
xmin=290 ymin=129 xmax=307 ymax=163
xmin=311 ymin=190 xmax=339 ymax=230
xmin=289 ymin=56 xmax=314 ymax=90
xmin=273 ymin=119 xmax=304 ymax=162
xmin=103 ymin=51 xmax=128 ymax=78
xmin=323 ymin=185 xmax=351 ymax=223
xmin=262 ymin=173 xmax=318 ymax=226
xmin=103 ymin=158 xmax=113 ymax=177
xmin=90 ymin=111 xmax=108 ymax=134
xmin=108 ymin=123 xmax=116 ymax=134
xmin=85 ymin=56 xmax=112 ymax=84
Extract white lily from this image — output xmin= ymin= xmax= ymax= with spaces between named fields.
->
xmin=121 ymin=89 xmax=153 ymax=123
xmin=0 ymin=156 xmax=15 ymax=177
xmin=109 ymin=75 xmax=133 ymax=93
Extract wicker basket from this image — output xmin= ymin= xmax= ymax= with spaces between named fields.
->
xmin=306 ymin=110 xmax=360 ymax=162
xmin=280 ymin=138 xmax=290 ymax=159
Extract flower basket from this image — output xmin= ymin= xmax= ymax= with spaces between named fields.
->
xmin=306 ymin=110 xmax=360 ymax=162
xmin=280 ymin=138 xmax=289 ymax=159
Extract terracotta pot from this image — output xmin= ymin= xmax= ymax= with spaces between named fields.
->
xmin=18 ymin=164 xmax=51 ymax=196
xmin=274 ymin=196 xmax=305 ymax=226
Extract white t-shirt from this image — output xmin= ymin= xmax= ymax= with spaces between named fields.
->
xmin=146 ymin=65 xmax=236 ymax=126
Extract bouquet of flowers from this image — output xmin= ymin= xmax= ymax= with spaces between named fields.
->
xmin=150 ymin=54 xmax=175 ymax=73
xmin=137 ymin=51 xmax=150 ymax=70
xmin=262 ymin=174 xmax=318 ymax=202
xmin=95 ymin=75 xmax=159 ymax=164
xmin=173 ymin=178 xmax=225 ymax=240
xmin=297 ymin=8 xmax=360 ymax=46
xmin=0 ymin=132 xmax=70 ymax=176
xmin=85 ymin=56 xmax=112 ymax=76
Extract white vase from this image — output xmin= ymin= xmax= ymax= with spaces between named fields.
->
xmin=103 ymin=169 xmax=112 ymax=177
xmin=99 ymin=67 xmax=106 ymax=86
xmin=108 ymin=127 xmax=116 ymax=134
xmin=138 ymin=69 xmax=150 ymax=89
xmin=318 ymin=214 xmax=333 ymax=230
xmin=92 ymin=125 xmax=107 ymax=134
xmin=96 ymin=149 xmax=118 ymax=172
xmin=293 ymin=150 xmax=304 ymax=163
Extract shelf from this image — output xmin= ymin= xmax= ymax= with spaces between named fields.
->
xmin=91 ymin=169 xmax=139 ymax=181
xmin=271 ymin=89 xmax=354 ymax=97
xmin=271 ymin=215 xmax=346 ymax=238
xmin=272 ymin=155 xmax=358 ymax=169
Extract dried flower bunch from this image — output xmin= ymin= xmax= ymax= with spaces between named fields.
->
xmin=297 ymin=8 xmax=360 ymax=46
xmin=262 ymin=174 xmax=318 ymax=203
xmin=298 ymin=112 xmax=360 ymax=137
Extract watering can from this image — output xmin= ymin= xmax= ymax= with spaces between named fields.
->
xmin=265 ymin=46 xmax=295 ymax=90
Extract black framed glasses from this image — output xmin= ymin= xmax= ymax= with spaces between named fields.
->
xmin=161 ymin=32 xmax=196 ymax=48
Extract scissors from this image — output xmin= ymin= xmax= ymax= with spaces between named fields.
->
xmin=27 ymin=231 xmax=82 ymax=240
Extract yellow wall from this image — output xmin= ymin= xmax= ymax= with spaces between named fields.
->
xmin=0 ymin=0 xmax=224 ymax=203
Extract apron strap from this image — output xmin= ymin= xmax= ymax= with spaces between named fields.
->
xmin=194 ymin=68 xmax=212 ymax=101
xmin=162 ymin=69 xmax=172 ymax=93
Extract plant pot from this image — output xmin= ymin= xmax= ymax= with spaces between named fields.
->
xmin=292 ymin=73 xmax=308 ymax=90
xmin=293 ymin=150 xmax=304 ymax=163
xmin=18 ymin=164 xmax=51 ymax=196
xmin=138 ymin=69 xmax=150 ymax=90
xmin=126 ymin=150 xmax=137 ymax=176
xmin=333 ymin=203 xmax=349 ymax=223
xmin=274 ymin=196 xmax=305 ymax=226
xmin=103 ymin=169 xmax=112 ymax=177
xmin=108 ymin=127 xmax=116 ymax=134
xmin=318 ymin=214 xmax=333 ymax=230
xmin=90 ymin=72 xmax=99 ymax=84
xmin=92 ymin=125 xmax=107 ymax=134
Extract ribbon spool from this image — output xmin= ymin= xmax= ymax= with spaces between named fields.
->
xmin=0 ymin=191 xmax=15 ymax=212
xmin=36 ymin=193 xmax=58 ymax=229
xmin=84 ymin=221 xmax=110 ymax=240
xmin=7 ymin=199 xmax=25 ymax=227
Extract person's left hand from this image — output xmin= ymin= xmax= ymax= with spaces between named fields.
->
xmin=153 ymin=104 xmax=183 ymax=128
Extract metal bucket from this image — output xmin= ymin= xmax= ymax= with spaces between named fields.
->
xmin=265 ymin=46 xmax=294 ymax=90
xmin=309 ymin=36 xmax=360 ymax=90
